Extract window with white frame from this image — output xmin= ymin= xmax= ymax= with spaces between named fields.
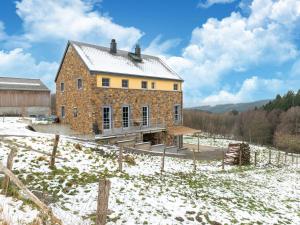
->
xmin=122 ymin=106 xmax=129 ymax=128
xmin=77 ymin=78 xmax=83 ymax=90
xmin=61 ymin=106 xmax=65 ymax=118
xmin=174 ymin=105 xmax=181 ymax=122
xmin=103 ymin=106 xmax=111 ymax=130
xmin=142 ymin=106 xmax=149 ymax=126
xmin=102 ymin=78 xmax=110 ymax=87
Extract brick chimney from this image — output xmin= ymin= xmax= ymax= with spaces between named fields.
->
xmin=110 ymin=39 xmax=117 ymax=54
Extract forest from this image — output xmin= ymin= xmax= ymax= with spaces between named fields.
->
xmin=184 ymin=90 xmax=300 ymax=153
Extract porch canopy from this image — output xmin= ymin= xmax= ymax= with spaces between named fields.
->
xmin=168 ymin=126 xmax=201 ymax=136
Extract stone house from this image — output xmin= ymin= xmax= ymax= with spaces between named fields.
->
xmin=55 ymin=39 xmax=185 ymax=146
xmin=0 ymin=77 xmax=50 ymax=116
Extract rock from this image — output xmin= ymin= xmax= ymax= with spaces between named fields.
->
xmin=175 ymin=217 xmax=184 ymax=222
xmin=186 ymin=210 xmax=196 ymax=214
xmin=195 ymin=213 xmax=203 ymax=223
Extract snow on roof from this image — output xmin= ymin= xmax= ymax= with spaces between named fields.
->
xmin=0 ymin=77 xmax=49 ymax=91
xmin=70 ymin=41 xmax=183 ymax=81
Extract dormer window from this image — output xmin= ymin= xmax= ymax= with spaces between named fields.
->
xmin=77 ymin=78 xmax=83 ymax=90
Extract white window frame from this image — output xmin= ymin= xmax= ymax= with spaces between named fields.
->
xmin=103 ymin=106 xmax=112 ymax=130
xmin=122 ymin=105 xmax=130 ymax=128
xmin=142 ymin=106 xmax=149 ymax=127
xmin=174 ymin=104 xmax=181 ymax=123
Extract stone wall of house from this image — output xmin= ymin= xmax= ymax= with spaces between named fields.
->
xmin=90 ymin=85 xmax=183 ymax=145
xmin=55 ymin=44 xmax=94 ymax=134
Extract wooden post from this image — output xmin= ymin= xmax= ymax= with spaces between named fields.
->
xmin=118 ymin=145 xmax=123 ymax=172
xmin=277 ymin=151 xmax=281 ymax=166
xmin=96 ymin=179 xmax=111 ymax=225
xmin=254 ymin=151 xmax=257 ymax=167
xmin=50 ymin=134 xmax=60 ymax=168
xmin=1 ymin=149 xmax=17 ymax=195
xmin=285 ymin=152 xmax=287 ymax=164
xmin=161 ymin=146 xmax=166 ymax=174
xmin=239 ymin=147 xmax=242 ymax=167
xmin=222 ymin=149 xmax=225 ymax=170
xmin=268 ymin=149 xmax=272 ymax=165
xmin=0 ymin=163 xmax=62 ymax=224
xmin=292 ymin=153 xmax=294 ymax=164
xmin=193 ymin=149 xmax=196 ymax=172
xmin=197 ymin=133 xmax=200 ymax=152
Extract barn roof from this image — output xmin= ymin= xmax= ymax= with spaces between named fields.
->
xmin=55 ymin=40 xmax=183 ymax=82
xmin=0 ymin=77 xmax=50 ymax=91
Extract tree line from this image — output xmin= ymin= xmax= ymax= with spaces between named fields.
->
xmin=184 ymin=90 xmax=300 ymax=153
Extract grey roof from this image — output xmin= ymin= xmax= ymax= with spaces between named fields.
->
xmin=0 ymin=77 xmax=50 ymax=91
xmin=55 ymin=40 xmax=183 ymax=82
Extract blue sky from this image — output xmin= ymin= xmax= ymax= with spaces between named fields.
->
xmin=0 ymin=0 xmax=300 ymax=106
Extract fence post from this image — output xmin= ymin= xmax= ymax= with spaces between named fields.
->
xmin=277 ymin=151 xmax=281 ymax=166
xmin=1 ymin=149 xmax=17 ymax=195
xmin=285 ymin=152 xmax=287 ymax=164
xmin=50 ymin=134 xmax=60 ymax=168
xmin=254 ymin=151 xmax=257 ymax=167
xmin=193 ymin=149 xmax=196 ymax=172
xmin=292 ymin=153 xmax=294 ymax=164
xmin=197 ymin=133 xmax=200 ymax=152
xmin=268 ymin=149 xmax=272 ymax=164
xmin=118 ymin=145 xmax=123 ymax=172
xmin=161 ymin=146 xmax=166 ymax=174
xmin=96 ymin=179 xmax=111 ymax=225
xmin=222 ymin=149 xmax=225 ymax=170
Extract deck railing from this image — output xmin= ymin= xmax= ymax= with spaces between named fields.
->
xmin=101 ymin=117 xmax=166 ymax=136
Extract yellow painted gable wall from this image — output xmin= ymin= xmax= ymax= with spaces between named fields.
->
xmin=96 ymin=74 xmax=182 ymax=91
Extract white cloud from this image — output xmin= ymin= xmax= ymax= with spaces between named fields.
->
xmin=198 ymin=0 xmax=236 ymax=8
xmin=0 ymin=48 xmax=58 ymax=91
xmin=144 ymin=35 xmax=180 ymax=56
xmin=15 ymin=0 xmax=143 ymax=49
xmin=200 ymin=76 xmax=284 ymax=106
xmin=165 ymin=0 xmax=300 ymax=106
xmin=0 ymin=21 xmax=7 ymax=41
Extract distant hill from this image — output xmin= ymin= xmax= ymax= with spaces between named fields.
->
xmin=190 ymin=99 xmax=271 ymax=113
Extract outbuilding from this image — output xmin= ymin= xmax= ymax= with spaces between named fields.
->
xmin=0 ymin=76 xmax=50 ymax=117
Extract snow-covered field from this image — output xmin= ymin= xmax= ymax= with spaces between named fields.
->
xmin=0 ymin=118 xmax=299 ymax=224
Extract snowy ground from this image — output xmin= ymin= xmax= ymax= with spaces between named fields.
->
xmin=0 ymin=118 xmax=299 ymax=224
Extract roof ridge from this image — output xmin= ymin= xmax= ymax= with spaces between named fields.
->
xmin=0 ymin=76 xmax=42 ymax=80
xmin=69 ymin=40 xmax=159 ymax=59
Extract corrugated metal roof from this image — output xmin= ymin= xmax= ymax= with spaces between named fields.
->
xmin=0 ymin=77 xmax=50 ymax=91
xmin=69 ymin=40 xmax=183 ymax=81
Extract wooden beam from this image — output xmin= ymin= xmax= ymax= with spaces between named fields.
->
xmin=50 ymin=134 xmax=60 ymax=169
xmin=0 ymin=163 xmax=62 ymax=224
xmin=96 ymin=179 xmax=111 ymax=225
xmin=1 ymin=149 xmax=17 ymax=195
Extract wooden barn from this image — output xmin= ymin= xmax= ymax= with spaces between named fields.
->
xmin=0 ymin=77 xmax=51 ymax=117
